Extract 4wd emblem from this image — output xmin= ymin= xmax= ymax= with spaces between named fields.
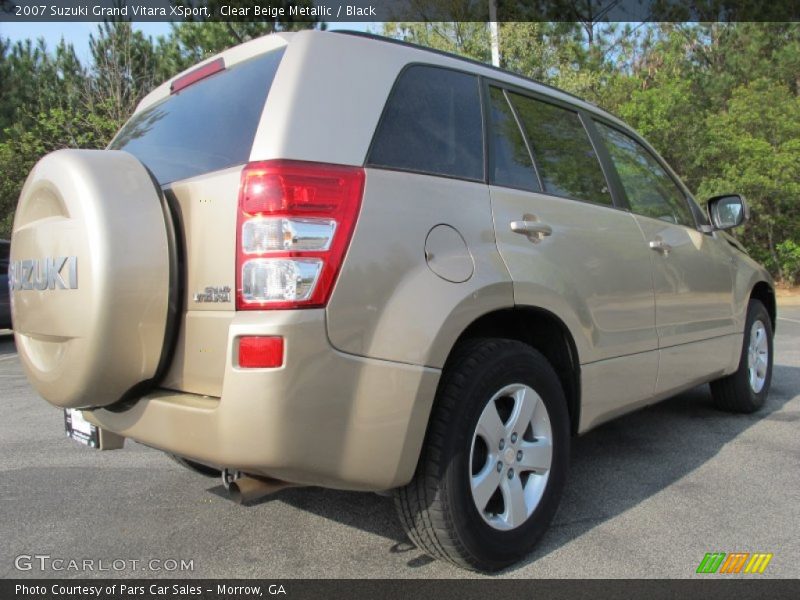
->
xmin=9 ymin=256 xmax=78 ymax=291
xmin=194 ymin=286 xmax=231 ymax=303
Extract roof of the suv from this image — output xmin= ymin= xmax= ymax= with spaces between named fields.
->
xmin=326 ymin=30 xmax=625 ymax=128
xmin=135 ymin=30 xmax=624 ymax=129
xmin=333 ymin=30 xmax=594 ymax=107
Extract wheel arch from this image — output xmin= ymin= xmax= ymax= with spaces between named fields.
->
xmin=442 ymin=307 xmax=582 ymax=435
xmin=750 ymin=280 xmax=776 ymax=333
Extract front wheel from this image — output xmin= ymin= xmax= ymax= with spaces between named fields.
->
xmin=394 ymin=338 xmax=570 ymax=572
xmin=710 ymin=300 xmax=773 ymax=413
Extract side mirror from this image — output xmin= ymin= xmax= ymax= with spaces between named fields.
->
xmin=707 ymin=194 xmax=748 ymax=230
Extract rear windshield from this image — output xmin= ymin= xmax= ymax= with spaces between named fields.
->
xmin=110 ymin=48 xmax=285 ymax=185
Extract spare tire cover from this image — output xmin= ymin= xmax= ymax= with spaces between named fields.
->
xmin=10 ymin=149 xmax=171 ymax=409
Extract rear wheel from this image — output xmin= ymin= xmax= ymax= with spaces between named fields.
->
xmin=395 ymin=338 xmax=570 ymax=572
xmin=710 ymin=300 xmax=773 ymax=413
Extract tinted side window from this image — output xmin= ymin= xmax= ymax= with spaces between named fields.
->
xmin=595 ymin=122 xmax=694 ymax=227
xmin=509 ymin=93 xmax=611 ymax=205
xmin=368 ymin=66 xmax=484 ymax=181
xmin=111 ymin=49 xmax=285 ymax=185
xmin=487 ymin=87 xmax=540 ymax=191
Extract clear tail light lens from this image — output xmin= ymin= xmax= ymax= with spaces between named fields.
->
xmin=241 ymin=258 xmax=322 ymax=303
xmin=241 ymin=217 xmax=336 ymax=253
xmin=236 ymin=161 xmax=365 ymax=310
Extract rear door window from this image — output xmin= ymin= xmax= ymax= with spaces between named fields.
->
xmin=367 ymin=65 xmax=484 ymax=181
xmin=508 ymin=93 xmax=611 ymax=205
xmin=110 ymin=48 xmax=285 ymax=185
xmin=487 ymin=86 xmax=540 ymax=192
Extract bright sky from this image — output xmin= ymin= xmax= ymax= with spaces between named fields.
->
xmin=0 ymin=21 xmax=377 ymax=63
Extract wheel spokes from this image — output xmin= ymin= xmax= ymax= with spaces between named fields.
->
xmin=507 ymin=385 xmax=537 ymax=439
xmin=476 ymin=401 xmax=505 ymax=446
xmin=471 ymin=463 xmax=503 ymax=511
xmin=470 ymin=383 xmax=553 ymax=531
xmin=517 ymin=438 xmax=552 ymax=474
xmin=500 ymin=475 xmax=527 ymax=529
xmin=747 ymin=320 xmax=769 ymax=393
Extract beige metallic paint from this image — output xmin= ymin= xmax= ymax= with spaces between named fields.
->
xmin=87 ymin=310 xmax=440 ymax=490
xmin=11 ymin=150 xmax=170 ymax=409
xmin=326 ymin=169 xmax=515 ymax=368
xmin=490 ymin=187 xmax=658 ymax=363
xmin=15 ymin=31 xmax=777 ymax=491
xmin=578 ymin=351 xmax=659 ymax=431
xmin=633 ymin=216 xmax=737 ymax=346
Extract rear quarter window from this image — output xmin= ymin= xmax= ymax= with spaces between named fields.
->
xmin=367 ymin=65 xmax=484 ymax=182
xmin=110 ymin=48 xmax=285 ymax=185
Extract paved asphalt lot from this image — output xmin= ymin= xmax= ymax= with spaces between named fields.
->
xmin=1 ymin=307 xmax=798 ymax=580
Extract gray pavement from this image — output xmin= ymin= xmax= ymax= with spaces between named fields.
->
xmin=1 ymin=307 xmax=798 ymax=579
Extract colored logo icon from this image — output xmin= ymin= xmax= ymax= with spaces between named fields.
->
xmin=697 ymin=552 xmax=773 ymax=574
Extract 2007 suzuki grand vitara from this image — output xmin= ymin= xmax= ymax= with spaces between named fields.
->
xmin=9 ymin=30 xmax=775 ymax=571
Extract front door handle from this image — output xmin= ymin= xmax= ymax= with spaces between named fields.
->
xmin=510 ymin=220 xmax=553 ymax=242
xmin=649 ymin=238 xmax=672 ymax=255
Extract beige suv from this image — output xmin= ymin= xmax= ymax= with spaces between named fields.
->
xmin=9 ymin=31 xmax=775 ymax=571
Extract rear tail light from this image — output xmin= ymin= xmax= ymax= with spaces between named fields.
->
xmin=236 ymin=160 xmax=365 ymax=310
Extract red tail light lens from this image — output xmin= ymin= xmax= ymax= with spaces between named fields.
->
xmin=236 ymin=160 xmax=365 ymax=310
xmin=238 ymin=336 xmax=284 ymax=368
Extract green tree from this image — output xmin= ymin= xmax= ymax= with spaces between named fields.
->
xmin=0 ymin=36 xmax=84 ymax=135
xmin=167 ymin=0 xmax=320 ymax=72
xmin=697 ymin=79 xmax=800 ymax=279
xmin=85 ymin=22 xmax=165 ymax=136
xmin=2 ymin=20 xmax=799 ymax=283
xmin=382 ymin=21 xmax=491 ymax=63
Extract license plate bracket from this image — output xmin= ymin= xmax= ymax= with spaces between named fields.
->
xmin=64 ymin=409 xmax=100 ymax=448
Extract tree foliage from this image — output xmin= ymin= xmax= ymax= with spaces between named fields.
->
xmin=383 ymin=21 xmax=800 ymax=283
xmin=1 ymin=20 xmax=798 ymax=284
xmin=0 ymin=15 xmax=317 ymax=239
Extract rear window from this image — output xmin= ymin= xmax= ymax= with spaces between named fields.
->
xmin=110 ymin=48 xmax=285 ymax=185
xmin=367 ymin=65 xmax=484 ymax=181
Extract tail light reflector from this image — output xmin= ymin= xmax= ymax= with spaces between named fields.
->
xmin=238 ymin=336 xmax=284 ymax=368
xmin=236 ymin=160 xmax=365 ymax=310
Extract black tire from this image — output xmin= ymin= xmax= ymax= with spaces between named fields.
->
xmin=394 ymin=338 xmax=570 ymax=572
xmin=168 ymin=454 xmax=222 ymax=478
xmin=710 ymin=300 xmax=773 ymax=414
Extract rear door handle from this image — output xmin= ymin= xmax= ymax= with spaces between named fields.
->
xmin=510 ymin=220 xmax=553 ymax=241
xmin=649 ymin=239 xmax=672 ymax=255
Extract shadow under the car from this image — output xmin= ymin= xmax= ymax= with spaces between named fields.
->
xmin=207 ymin=482 xmax=409 ymax=542
xmin=0 ymin=331 xmax=15 ymax=356
xmin=216 ymin=362 xmax=798 ymax=572
xmin=509 ymin=362 xmax=798 ymax=573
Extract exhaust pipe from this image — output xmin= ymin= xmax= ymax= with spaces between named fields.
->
xmin=228 ymin=475 xmax=299 ymax=504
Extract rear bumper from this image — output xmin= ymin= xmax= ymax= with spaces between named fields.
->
xmin=86 ymin=310 xmax=440 ymax=491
